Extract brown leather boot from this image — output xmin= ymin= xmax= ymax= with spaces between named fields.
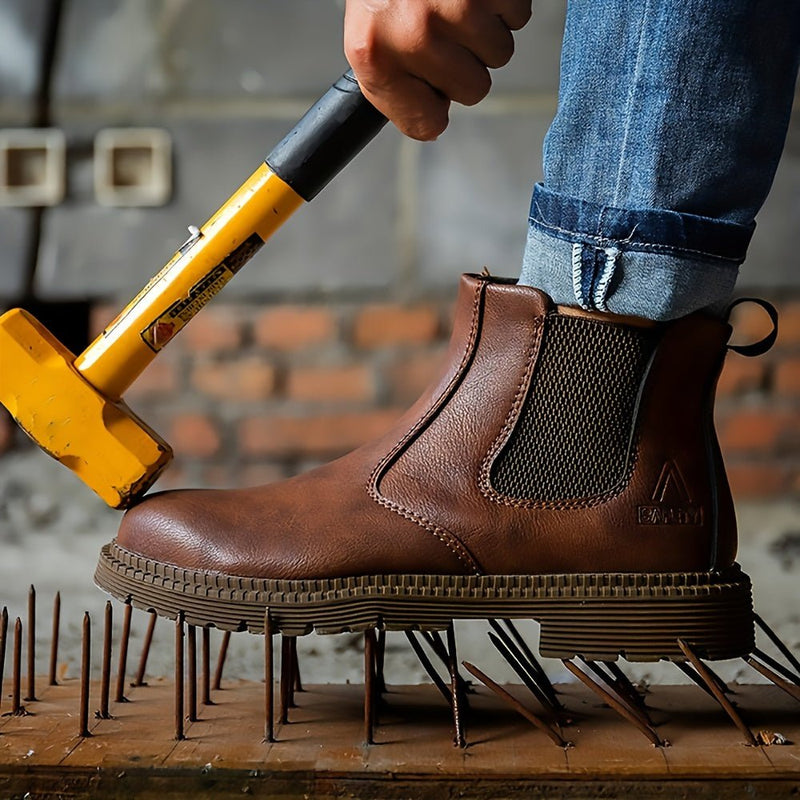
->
xmin=96 ymin=273 xmax=756 ymax=662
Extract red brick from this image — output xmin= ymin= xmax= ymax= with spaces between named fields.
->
xmin=385 ymin=347 xmax=446 ymax=404
xmin=726 ymin=462 xmax=791 ymax=499
xmin=353 ymin=305 xmax=439 ymax=349
xmin=180 ymin=307 xmax=244 ymax=353
xmin=254 ymin=306 xmax=337 ymax=351
xmin=126 ymin=358 xmax=180 ymax=399
xmin=778 ymin=301 xmax=800 ymax=346
xmin=169 ymin=412 xmax=221 ymax=458
xmin=774 ymin=356 xmax=800 ymax=396
xmin=717 ymin=408 xmax=799 ymax=453
xmin=191 ymin=357 xmax=276 ymax=401
xmin=286 ymin=364 xmax=373 ymax=403
xmin=239 ymin=409 xmax=402 ymax=458
xmin=716 ymin=355 xmax=765 ymax=397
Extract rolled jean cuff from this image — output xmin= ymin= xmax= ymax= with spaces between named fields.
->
xmin=520 ymin=184 xmax=753 ymax=320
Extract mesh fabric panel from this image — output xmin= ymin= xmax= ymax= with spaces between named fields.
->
xmin=490 ymin=314 xmax=657 ymax=501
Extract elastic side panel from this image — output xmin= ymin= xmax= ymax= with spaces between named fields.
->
xmin=491 ymin=314 xmax=657 ymax=501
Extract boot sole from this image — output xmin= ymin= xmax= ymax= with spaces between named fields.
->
xmin=95 ymin=541 xmax=754 ymax=662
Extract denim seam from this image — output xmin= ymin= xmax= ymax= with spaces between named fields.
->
xmin=529 ymin=217 xmax=742 ymax=266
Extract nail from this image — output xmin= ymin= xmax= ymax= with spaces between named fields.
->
xmin=132 ymin=610 xmax=156 ymax=687
xmin=755 ymin=613 xmax=800 ymax=677
xmin=187 ymin=625 xmax=197 ymax=722
xmin=446 ymin=624 xmax=466 ymax=748
xmin=12 ymin=618 xmax=22 ymax=715
xmin=563 ymin=659 xmax=664 ymax=747
xmin=79 ymin=612 xmax=91 ymax=737
xmin=0 ymin=607 xmax=8 ymax=710
xmin=279 ymin=636 xmax=291 ymax=725
xmin=264 ymin=609 xmax=274 ymax=743
xmin=48 ymin=591 xmax=60 ymax=686
xmin=405 ymin=631 xmax=452 ymax=706
xmin=25 ymin=585 xmax=36 ymax=701
xmin=212 ymin=630 xmax=231 ymax=692
xmin=114 ymin=599 xmax=132 ymax=703
xmin=98 ymin=601 xmax=112 ymax=719
xmin=174 ymin=613 xmax=185 ymax=741
xmin=463 ymin=661 xmax=568 ymax=747
xmin=364 ymin=629 xmax=376 ymax=745
xmin=677 ymin=639 xmax=756 ymax=746
xmin=201 ymin=627 xmax=212 ymax=705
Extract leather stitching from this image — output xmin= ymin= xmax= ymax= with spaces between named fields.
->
xmin=368 ymin=279 xmax=485 ymax=573
xmin=479 ymin=314 xmax=639 ymax=510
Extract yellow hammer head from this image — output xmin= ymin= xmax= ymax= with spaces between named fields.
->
xmin=0 ymin=308 xmax=172 ymax=509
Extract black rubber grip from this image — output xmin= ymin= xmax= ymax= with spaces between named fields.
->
xmin=265 ymin=70 xmax=388 ymax=201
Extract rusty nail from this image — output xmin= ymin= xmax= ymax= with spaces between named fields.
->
xmin=364 ymin=629 xmax=376 ymax=745
xmin=212 ymin=630 xmax=231 ymax=692
xmin=463 ymin=660 xmax=569 ymax=747
xmin=264 ymin=609 xmax=275 ymax=743
xmin=292 ymin=636 xmax=303 ymax=694
xmin=25 ymin=585 xmax=36 ymax=702
xmin=376 ymin=629 xmax=387 ymax=695
xmin=187 ymin=625 xmax=198 ymax=722
xmin=677 ymin=639 xmax=756 ymax=746
xmin=11 ymin=617 xmax=22 ymax=715
xmin=132 ymin=610 xmax=156 ymax=687
xmin=98 ymin=601 xmax=112 ymax=719
xmin=746 ymin=654 xmax=800 ymax=704
xmin=563 ymin=659 xmax=665 ymax=747
xmin=79 ymin=612 xmax=91 ymax=737
xmin=405 ymin=630 xmax=452 ymax=707
xmin=755 ymin=613 xmax=800 ymax=677
xmin=0 ymin=607 xmax=8 ymax=710
xmin=201 ymin=627 xmax=212 ymax=705
xmin=48 ymin=591 xmax=60 ymax=687
xmin=500 ymin=620 xmax=562 ymax=708
xmin=114 ymin=599 xmax=132 ymax=703
xmin=446 ymin=624 xmax=466 ymax=748
xmin=752 ymin=646 xmax=800 ymax=687
xmin=578 ymin=657 xmax=655 ymax=730
xmin=174 ymin=612 xmax=185 ymax=741
xmin=279 ymin=636 xmax=291 ymax=725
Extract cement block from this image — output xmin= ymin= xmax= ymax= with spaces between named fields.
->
xmin=416 ymin=109 xmax=551 ymax=285
xmin=35 ymin=116 xmax=399 ymax=300
xmin=0 ymin=209 xmax=32 ymax=301
xmin=0 ymin=128 xmax=66 ymax=207
xmin=53 ymin=0 xmax=347 ymax=108
xmin=0 ymin=0 xmax=49 ymax=124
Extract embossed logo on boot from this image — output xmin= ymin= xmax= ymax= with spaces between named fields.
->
xmin=637 ymin=461 xmax=704 ymax=526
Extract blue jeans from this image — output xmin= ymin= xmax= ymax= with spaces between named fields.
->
xmin=519 ymin=0 xmax=800 ymax=320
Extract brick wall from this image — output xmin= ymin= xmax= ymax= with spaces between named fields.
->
xmin=0 ymin=0 xmax=798 ymax=504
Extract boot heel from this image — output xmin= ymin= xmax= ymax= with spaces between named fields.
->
xmin=537 ymin=568 xmax=755 ymax=662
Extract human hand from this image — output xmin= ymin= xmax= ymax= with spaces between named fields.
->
xmin=344 ymin=0 xmax=532 ymax=141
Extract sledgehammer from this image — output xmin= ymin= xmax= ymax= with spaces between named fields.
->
xmin=0 ymin=71 xmax=386 ymax=508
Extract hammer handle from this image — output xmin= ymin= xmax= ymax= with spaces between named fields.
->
xmin=267 ymin=70 xmax=388 ymax=201
xmin=74 ymin=71 xmax=387 ymax=400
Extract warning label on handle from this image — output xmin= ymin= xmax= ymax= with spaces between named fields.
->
xmin=140 ymin=233 xmax=264 ymax=352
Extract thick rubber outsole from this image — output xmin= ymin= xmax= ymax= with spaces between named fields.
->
xmin=95 ymin=541 xmax=755 ymax=663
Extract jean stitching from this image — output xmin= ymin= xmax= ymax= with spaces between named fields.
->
xmin=594 ymin=247 xmax=619 ymax=311
xmin=571 ymin=242 xmax=589 ymax=309
xmin=529 ymin=217 xmax=742 ymax=264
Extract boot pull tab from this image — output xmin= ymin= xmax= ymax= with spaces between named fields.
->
xmin=725 ymin=297 xmax=778 ymax=357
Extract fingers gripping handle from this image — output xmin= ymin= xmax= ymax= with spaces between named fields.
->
xmin=266 ymin=70 xmax=388 ymax=201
